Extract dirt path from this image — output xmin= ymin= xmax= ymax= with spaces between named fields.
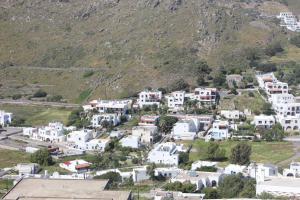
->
xmin=0 ymin=99 xmax=81 ymax=108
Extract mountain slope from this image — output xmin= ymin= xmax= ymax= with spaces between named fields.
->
xmin=0 ymin=0 xmax=295 ymax=102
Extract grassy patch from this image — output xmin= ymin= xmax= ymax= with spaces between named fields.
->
xmin=76 ymin=89 xmax=92 ymax=103
xmin=0 ymin=104 xmax=74 ymax=126
xmin=0 ymin=149 xmax=30 ymax=168
xmin=190 ymin=140 xmax=294 ymax=165
xmin=219 ymin=91 xmax=265 ymax=114
xmin=0 ymin=179 xmax=13 ymax=198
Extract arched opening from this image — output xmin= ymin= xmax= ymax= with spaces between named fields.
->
xmin=287 ymin=173 xmax=294 ymax=177
xmin=211 ymin=180 xmax=217 ymax=187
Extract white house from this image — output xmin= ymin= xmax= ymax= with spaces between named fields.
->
xmin=194 ymin=88 xmax=218 ymax=106
xmin=283 ymin=162 xmax=300 ymax=177
xmin=37 ymin=122 xmax=65 ymax=142
xmin=86 ymin=139 xmax=110 ymax=152
xmin=224 ymin=164 xmax=247 ymax=175
xmin=171 ymin=170 xmax=224 ymax=190
xmin=132 ymin=125 xmax=159 ymax=144
xmin=0 ymin=110 xmax=12 ymax=126
xmin=147 ymin=142 xmax=184 ymax=166
xmin=137 ymin=90 xmax=162 ymax=108
xmin=138 ymin=115 xmax=160 ymax=126
xmin=67 ymin=129 xmax=93 ymax=149
xmin=248 ymin=163 xmax=278 ymax=178
xmin=120 ymin=135 xmax=141 ymax=149
xmin=206 ymin=120 xmax=230 ymax=140
xmin=168 ymin=114 xmax=214 ymax=131
xmin=253 ymin=115 xmax=276 ymax=129
xmin=132 ymin=167 xmax=150 ymax=183
xmin=59 ymin=159 xmax=91 ymax=173
xmin=171 ymin=120 xmax=198 ymax=140
xmin=166 ymin=91 xmax=185 ymax=112
xmin=109 ymin=130 xmax=124 ymax=139
xmin=83 ymin=99 xmax=132 ymax=114
xmin=220 ymin=110 xmax=243 ymax=120
xmin=23 ymin=127 xmax=38 ymax=138
xmin=91 ymin=113 xmax=120 ymax=128
xmin=154 ymin=167 xmax=182 ymax=178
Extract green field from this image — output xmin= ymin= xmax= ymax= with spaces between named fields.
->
xmin=189 ymin=140 xmax=294 ymax=166
xmin=0 ymin=104 xmax=73 ymax=126
xmin=0 ymin=149 xmax=30 ymax=168
xmin=0 ymin=179 xmax=13 ymax=198
xmin=219 ymin=91 xmax=265 ymax=114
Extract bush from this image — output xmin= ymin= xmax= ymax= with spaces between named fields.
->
xmin=290 ymin=34 xmax=300 ymax=48
xmin=94 ymin=172 xmax=121 ymax=188
xmin=203 ymin=188 xmax=219 ymax=199
xmin=196 ymin=166 xmax=217 ymax=172
xmin=30 ymin=149 xmax=53 ymax=166
xmin=12 ymin=94 xmax=22 ymax=100
xmin=164 ymin=181 xmax=197 ymax=193
xmin=33 ymin=90 xmax=47 ymax=98
xmin=264 ymin=41 xmax=284 ymax=57
xmin=230 ymin=143 xmax=251 ymax=165
xmin=204 ymin=142 xmax=226 ymax=161
xmin=169 ymin=79 xmax=189 ymax=92
xmin=83 ymin=70 xmax=94 ymax=78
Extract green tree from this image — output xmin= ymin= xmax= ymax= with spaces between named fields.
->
xmin=158 ymin=115 xmax=178 ymax=133
xmin=33 ymin=89 xmax=47 ymax=98
xmin=179 ymin=152 xmax=189 ymax=165
xmin=262 ymin=103 xmax=276 ymax=115
xmin=146 ymin=163 xmax=156 ymax=181
xmin=217 ymin=174 xmax=244 ymax=198
xmin=261 ymin=123 xmax=285 ymax=142
xmin=30 ymin=149 xmax=53 ymax=166
xmin=213 ymin=71 xmax=226 ymax=87
xmin=290 ymin=34 xmax=300 ymax=48
xmin=203 ymin=188 xmax=219 ymax=199
xmin=204 ymin=142 xmax=226 ymax=161
xmin=239 ymin=179 xmax=256 ymax=198
xmin=230 ymin=143 xmax=252 ymax=165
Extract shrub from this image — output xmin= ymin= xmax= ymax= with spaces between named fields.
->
xmin=33 ymin=90 xmax=47 ymax=98
xmin=290 ymin=34 xmax=300 ymax=48
xmin=12 ymin=94 xmax=22 ymax=100
xmin=83 ymin=70 xmax=94 ymax=78
xmin=47 ymin=95 xmax=63 ymax=102
xmin=196 ymin=166 xmax=217 ymax=172
xmin=230 ymin=143 xmax=251 ymax=165
xmin=264 ymin=41 xmax=284 ymax=57
xmin=30 ymin=149 xmax=53 ymax=166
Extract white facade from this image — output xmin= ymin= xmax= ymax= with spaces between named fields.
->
xmin=172 ymin=120 xmax=198 ymax=140
xmin=86 ymin=139 xmax=110 ymax=152
xmin=109 ymin=130 xmax=124 ymax=139
xmin=147 ymin=142 xmax=183 ymax=166
xmin=37 ymin=122 xmax=65 ymax=142
xmin=277 ymin=12 xmax=300 ymax=32
xmin=248 ymin=163 xmax=278 ymax=178
xmin=84 ymin=99 xmax=132 ymax=114
xmin=220 ymin=110 xmax=242 ymax=120
xmin=120 ymin=135 xmax=141 ymax=149
xmin=283 ymin=162 xmax=300 ymax=177
xmin=166 ymin=91 xmax=185 ymax=111
xmin=256 ymin=73 xmax=288 ymax=96
xmin=23 ymin=127 xmax=38 ymax=138
xmin=194 ymin=88 xmax=217 ymax=105
xmin=253 ymin=115 xmax=276 ymax=129
xmin=132 ymin=167 xmax=150 ymax=183
xmin=0 ymin=110 xmax=12 ymax=126
xmin=224 ymin=164 xmax=247 ymax=175
xmin=67 ymin=129 xmax=93 ymax=146
xmin=206 ymin=120 xmax=230 ymax=140
xmin=171 ymin=170 xmax=224 ymax=190
xmin=154 ymin=167 xmax=182 ymax=178
xmin=91 ymin=113 xmax=120 ymax=128
xmin=132 ymin=125 xmax=159 ymax=144
xmin=168 ymin=114 xmax=214 ymax=131
xmin=137 ymin=90 xmax=162 ymax=108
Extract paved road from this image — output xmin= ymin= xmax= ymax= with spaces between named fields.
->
xmin=0 ymin=99 xmax=81 ymax=108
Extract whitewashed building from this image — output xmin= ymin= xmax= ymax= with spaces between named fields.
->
xmin=37 ymin=122 xmax=65 ymax=142
xmin=171 ymin=120 xmax=198 ymax=140
xmin=132 ymin=125 xmax=159 ymax=144
xmin=166 ymin=91 xmax=185 ymax=112
xmin=206 ymin=120 xmax=230 ymax=140
xmin=283 ymin=162 xmax=300 ymax=177
xmin=194 ymin=88 xmax=218 ymax=106
xmin=91 ymin=113 xmax=120 ymax=128
xmin=248 ymin=163 xmax=278 ymax=178
xmin=154 ymin=167 xmax=182 ymax=178
xmin=83 ymin=99 xmax=132 ymax=114
xmin=224 ymin=164 xmax=247 ymax=175
xmin=0 ymin=110 xmax=12 ymax=126
xmin=220 ymin=110 xmax=243 ymax=120
xmin=137 ymin=90 xmax=162 ymax=108
xmin=120 ymin=135 xmax=141 ymax=149
xmin=147 ymin=142 xmax=185 ymax=166
xmin=191 ymin=161 xmax=218 ymax=171
xmin=253 ymin=115 xmax=276 ymax=129
xmin=16 ymin=163 xmax=39 ymax=176
xmin=168 ymin=114 xmax=214 ymax=131
xmin=171 ymin=170 xmax=224 ymax=190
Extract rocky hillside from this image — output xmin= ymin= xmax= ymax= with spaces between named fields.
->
xmin=0 ymin=0 xmax=297 ymax=102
